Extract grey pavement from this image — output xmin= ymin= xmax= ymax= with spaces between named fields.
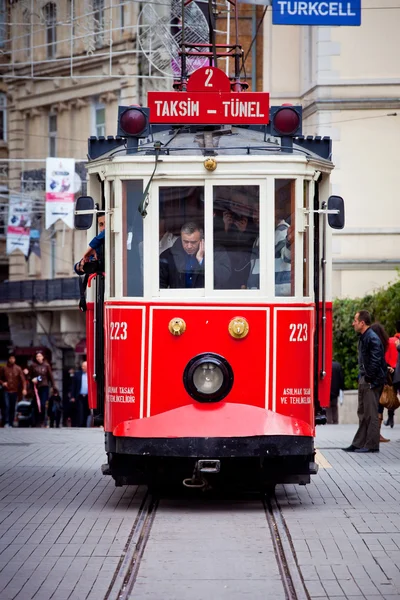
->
xmin=280 ymin=423 xmax=400 ymax=600
xmin=0 ymin=423 xmax=400 ymax=599
xmin=0 ymin=428 xmax=144 ymax=600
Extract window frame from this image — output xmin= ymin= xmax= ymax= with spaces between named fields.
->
xmin=0 ymin=0 xmax=6 ymax=49
xmin=92 ymin=100 xmax=106 ymax=137
xmin=93 ymin=0 xmax=105 ymax=48
xmin=48 ymin=112 xmax=57 ymax=157
xmin=0 ymin=93 xmax=6 ymax=142
xmin=44 ymin=2 xmax=57 ymax=59
xmin=110 ymin=174 xmax=313 ymax=303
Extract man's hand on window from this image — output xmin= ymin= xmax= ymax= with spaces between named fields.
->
xmin=196 ymin=239 xmax=205 ymax=264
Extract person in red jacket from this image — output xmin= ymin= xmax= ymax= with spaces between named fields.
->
xmin=384 ymin=321 xmax=400 ymax=428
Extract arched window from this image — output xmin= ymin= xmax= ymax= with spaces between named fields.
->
xmin=44 ymin=2 xmax=57 ymax=59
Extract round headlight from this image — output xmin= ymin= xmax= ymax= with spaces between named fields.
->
xmin=193 ymin=363 xmax=224 ymax=395
xmin=183 ymin=353 xmax=234 ymax=402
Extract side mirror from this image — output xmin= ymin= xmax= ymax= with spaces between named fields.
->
xmin=327 ymin=195 xmax=345 ymax=230
xmin=75 ymin=196 xmax=95 ymax=230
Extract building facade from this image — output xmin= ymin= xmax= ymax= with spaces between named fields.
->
xmin=0 ymin=0 xmax=143 ymax=385
xmin=263 ymin=0 xmax=400 ymax=298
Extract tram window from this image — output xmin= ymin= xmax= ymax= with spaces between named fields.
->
xmin=159 ymin=186 xmax=205 ymax=289
xmin=213 ymin=185 xmax=259 ymax=290
xmin=122 ymin=180 xmax=143 ymax=297
xmin=275 ymin=179 xmax=295 ymax=297
xmin=303 ymin=181 xmax=310 ymax=297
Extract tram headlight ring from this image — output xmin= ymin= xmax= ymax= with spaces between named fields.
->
xmin=183 ymin=353 xmax=234 ymax=403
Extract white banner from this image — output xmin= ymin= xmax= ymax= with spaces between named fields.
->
xmin=45 ymin=157 xmax=75 ymax=229
xmin=6 ymin=195 xmax=32 ymax=257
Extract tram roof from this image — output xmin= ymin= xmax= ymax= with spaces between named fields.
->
xmin=88 ymin=125 xmax=334 ymax=167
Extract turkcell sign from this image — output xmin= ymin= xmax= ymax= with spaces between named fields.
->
xmin=272 ymin=1 xmax=361 ymax=26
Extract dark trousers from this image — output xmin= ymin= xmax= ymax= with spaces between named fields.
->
xmin=78 ymin=394 xmax=90 ymax=427
xmin=62 ymin=399 xmax=71 ymax=426
xmin=4 ymin=392 xmax=18 ymax=426
xmin=37 ymin=387 xmax=49 ymax=425
xmin=49 ymin=411 xmax=62 ymax=428
xmin=69 ymin=401 xmax=79 ymax=427
xmin=326 ymin=396 xmax=339 ymax=424
xmin=352 ymin=377 xmax=382 ymax=450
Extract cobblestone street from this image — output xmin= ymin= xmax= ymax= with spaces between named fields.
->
xmin=1 ymin=425 xmax=400 ymax=599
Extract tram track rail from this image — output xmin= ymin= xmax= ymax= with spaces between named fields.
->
xmin=105 ymin=490 xmax=159 ymax=600
xmin=264 ymin=493 xmax=310 ymax=600
xmin=105 ymin=487 xmax=310 ymax=600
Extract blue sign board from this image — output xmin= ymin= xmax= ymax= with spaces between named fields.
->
xmin=272 ymin=1 xmax=361 ymax=26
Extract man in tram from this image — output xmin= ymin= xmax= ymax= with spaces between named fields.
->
xmin=214 ymin=188 xmax=258 ymax=289
xmin=159 ymin=222 xmax=231 ymax=289
xmin=74 ymin=212 xmax=105 ymax=275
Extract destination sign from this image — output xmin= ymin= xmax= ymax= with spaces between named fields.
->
xmin=272 ymin=1 xmax=361 ymax=26
xmin=148 ymin=92 xmax=270 ymax=125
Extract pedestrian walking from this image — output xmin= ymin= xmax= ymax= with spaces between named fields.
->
xmin=29 ymin=351 xmax=55 ymax=427
xmin=393 ymin=337 xmax=400 ymax=395
xmin=71 ymin=361 xmax=90 ymax=427
xmin=0 ymin=354 xmax=27 ymax=427
xmin=343 ymin=310 xmax=386 ymax=453
xmin=370 ymin=322 xmax=392 ymax=442
xmin=47 ymin=388 xmax=62 ymax=428
xmin=383 ymin=320 xmax=400 ymax=428
xmin=327 ymin=360 xmax=344 ymax=424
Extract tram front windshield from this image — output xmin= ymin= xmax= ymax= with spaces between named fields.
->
xmin=158 ymin=183 xmax=295 ymax=296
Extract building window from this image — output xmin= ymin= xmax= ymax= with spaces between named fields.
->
xmin=23 ymin=9 xmax=31 ymax=60
xmin=120 ymin=3 xmax=124 ymax=33
xmin=49 ymin=113 xmax=57 ymax=156
xmin=68 ymin=0 xmax=75 ymax=35
xmin=0 ymin=0 xmax=6 ymax=49
xmin=93 ymin=102 xmax=105 ymax=137
xmin=0 ymin=94 xmax=6 ymax=142
xmin=93 ymin=0 xmax=104 ymax=47
xmin=44 ymin=3 xmax=57 ymax=59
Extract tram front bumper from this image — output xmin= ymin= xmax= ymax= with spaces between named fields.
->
xmin=108 ymin=402 xmax=314 ymax=458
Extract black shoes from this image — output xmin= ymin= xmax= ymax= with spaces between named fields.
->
xmin=342 ymin=445 xmax=379 ymax=453
xmin=384 ymin=417 xmax=394 ymax=428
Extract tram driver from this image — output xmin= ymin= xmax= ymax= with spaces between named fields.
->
xmin=159 ymin=222 xmax=231 ymax=289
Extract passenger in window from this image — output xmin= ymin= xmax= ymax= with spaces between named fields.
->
xmin=275 ymin=208 xmax=293 ymax=296
xmin=160 ymin=222 xmax=231 ymax=289
xmin=74 ymin=212 xmax=105 ymax=275
xmin=159 ymin=218 xmax=178 ymax=255
xmin=246 ymin=206 xmax=293 ymax=294
xmin=214 ymin=191 xmax=257 ymax=289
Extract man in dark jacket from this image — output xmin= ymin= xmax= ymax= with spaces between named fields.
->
xmin=71 ymin=361 xmax=90 ymax=427
xmin=343 ymin=310 xmax=386 ymax=453
xmin=159 ymin=222 xmax=231 ymax=289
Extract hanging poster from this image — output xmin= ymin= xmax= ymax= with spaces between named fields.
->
xmin=6 ymin=194 xmax=32 ymax=257
xmin=45 ymin=157 xmax=75 ymax=229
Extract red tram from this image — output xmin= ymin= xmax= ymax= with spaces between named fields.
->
xmin=75 ymin=5 xmax=344 ymax=489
